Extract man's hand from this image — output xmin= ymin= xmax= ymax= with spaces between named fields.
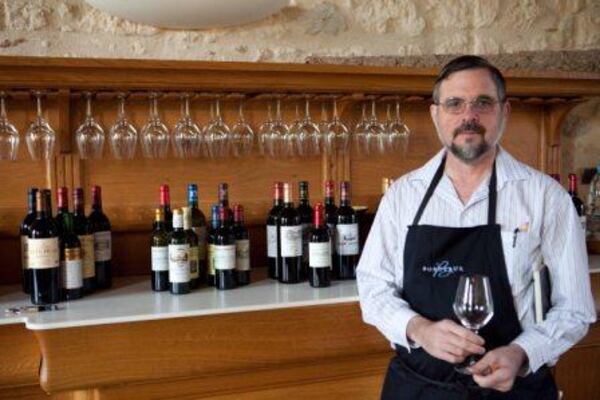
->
xmin=406 ymin=316 xmax=485 ymax=364
xmin=469 ymin=344 xmax=527 ymax=392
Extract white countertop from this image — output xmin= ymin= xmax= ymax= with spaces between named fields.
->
xmin=0 ymin=276 xmax=359 ymax=330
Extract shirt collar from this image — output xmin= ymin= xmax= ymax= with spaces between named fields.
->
xmin=407 ymin=146 xmax=531 ymax=190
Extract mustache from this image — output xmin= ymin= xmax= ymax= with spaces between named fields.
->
xmin=453 ymin=120 xmax=486 ymax=138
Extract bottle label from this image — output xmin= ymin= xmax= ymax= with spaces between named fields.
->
xmin=62 ymin=248 xmax=83 ymax=289
xmin=151 ymin=246 xmax=168 ymax=272
xmin=192 ymin=226 xmax=207 ymax=260
xmin=169 ymin=244 xmax=190 ymax=283
xmin=267 ymin=225 xmax=277 ymax=257
xmin=214 ymin=244 xmax=236 ymax=270
xmin=79 ymin=234 xmax=95 ymax=278
xmin=28 ymin=238 xmax=60 ymax=270
xmin=21 ymin=235 xmax=28 ymax=269
xmin=336 ymin=223 xmax=359 ymax=255
xmin=309 ymin=241 xmax=332 ymax=268
xmin=189 ymin=246 xmax=199 ymax=279
xmin=207 ymin=243 xmax=215 ymax=275
xmin=236 ymin=239 xmax=250 ymax=271
xmin=302 ymin=223 xmax=312 ymax=264
xmin=280 ymin=225 xmax=302 ymax=257
xmin=94 ymin=231 xmax=112 ymax=262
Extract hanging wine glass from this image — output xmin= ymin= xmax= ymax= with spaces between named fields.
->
xmin=109 ymin=92 xmax=137 ymax=160
xmin=268 ymin=97 xmax=289 ymax=159
xmin=26 ymin=91 xmax=56 ymax=161
xmin=318 ymin=102 xmax=329 ymax=137
xmin=353 ymin=102 xmax=370 ymax=156
xmin=0 ymin=92 xmax=19 ymax=161
xmin=230 ymin=98 xmax=254 ymax=157
xmin=366 ymin=99 xmax=385 ymax=155
xmin=257 ymin=101 xmax=273 ymax=157
xmin=141 ymin=92 xmax=169 ymax=159
xmin=173 ymin=93 xmax=202 ymax=159
xmin=286 ymin=101 xmax=302 ymax=157
xmin=327 ymin=98 xmax=349 ymax=154
xmin=393 ymin=100 xmax=411 ymax=155
xmin=295 ymin=98 xmax=320 ymax=157
xmin=76 ymin=92 xmax=105 ymax=159
xmin=205 ymin=98 xmax=230 ymax=158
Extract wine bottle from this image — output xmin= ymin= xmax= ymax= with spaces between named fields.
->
xmin=218 ymin=182 xmax=234 ymax=226
xmin=150 ymin=208 xmax=169 ymax=292
xmin=60 ymin=212 xmax=83 ymax=300
xmin=568 ymin=173 xmax=586 ymax=234
xmin=20 ymin=187 xmax=38 ymax=294
xmin=279 ymin=183 xmax=303 ymax=284
xmin=266 ymin=182 xmax=283 ymax=280
xmin=214 ymin=206 xmax=237 ymax=290
xmin=309 ymin=203 xmax=331 ymax=288
xmin=188 ymin=183 xmax=207 ymax=284
xmin=232 ymin=204 xmax=251 ymax=286
xmin=183 ymin=206 xmax=200 ymax=289
xmin=168 ymin=209 xmax=190 ymax=295
xmin=297 ymin=181 xmax=313 ymax=280
xmin=55 ymin=187 xmax=69 ymax=237
xmin=73 ymin=188 xmax=96 ymax=294
xmin=89 ymin=186 xmax=112 ymax=289
xmin=324 ymin=180 xmax=338 ymax=271
xmin=206 ymin=204 xmax=220 ymax=287
xmin=29 ymin=190 xmax=61 ymax=305
xmin=333 ymin=181 xmax=359 ymax=280
xmin=160 ymin=184 xmax=173 ymax=232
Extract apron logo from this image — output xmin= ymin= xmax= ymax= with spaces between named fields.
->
xmin=422 ymin=260 xmax=464 ymax=278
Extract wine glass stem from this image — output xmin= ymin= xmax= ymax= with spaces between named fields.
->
xmin=333 ymin=100 xmax=338 ymax=119
xmin=215 ymin=99 xmax=221 ymax=119
xmin=36 ymin=95 xmax=43 ymax=118
xmin=86 ymin=94 xmax=92 ymax=118
xmin=119 ymin=97 xmax=126 ymax=118
xmin=239 ymin=101 xmax=244 ymax=120
xmin=0 ymin=96 xmax=6 ymax=119
xmin=305 ymin=99 xmax=310 ymax=118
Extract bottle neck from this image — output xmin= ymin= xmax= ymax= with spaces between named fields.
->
xmin=324 ymin=196 xmax=335 ymax=206
xmin=568 ymin=175 xmax=578 ymax=194
xmin=62 ymin=214 xmax=75 ymax=235
xmin=27 ymin=190 xmax=37 ymax=214
xmin=37 ymin=192 xmax=52 ymax=218
xmin=91 ymin=188 xmax=102 ymax=211
xmin=313 ymin=208 xmax=324 ymax=228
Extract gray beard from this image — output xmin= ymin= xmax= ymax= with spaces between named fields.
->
xmin=449 ymin=140 xmax=490 ymax=164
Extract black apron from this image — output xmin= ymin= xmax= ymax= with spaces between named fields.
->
xmin=381 ymin=157 xmax=557 ymax=400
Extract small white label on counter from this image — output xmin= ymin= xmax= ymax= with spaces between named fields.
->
xmin=62 ymin=248 xmax=83 ymax=289
xmin=151 ymin=246 xmax=168 ymax=272
xmin=28 ymin=238 xmax=60 ymax=269
xmin=214 ymin=244 xmax=236 ymax=270
xmin=266 ymin=225 xmax=277 ymax=257
xmin=94 ymin=231 xmax=112 ymax=261
xmin=236 ymin=239 xmax=250 ymax=271
xmin=280 ymin=225 xmax=303 ymax=257
xmin=168 ymin=244 xmax=190 ymax=283
xmin=79 ymin=234 xmax=95 ymax=278
xmin=336 ymin=223 xmax=359 ymax=256
xmin=309 ymin=241 xmax=332 ymax=268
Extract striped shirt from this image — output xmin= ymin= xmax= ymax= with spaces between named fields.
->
xmin=356 ymin=146 xmax=596 ymax=373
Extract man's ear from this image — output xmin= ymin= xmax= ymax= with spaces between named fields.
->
xmin=430 ymin=103 xmax=438 ymax=124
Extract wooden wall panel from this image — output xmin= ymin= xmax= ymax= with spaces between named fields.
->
xmin=0 ymin=324 xmax=40 ymax=389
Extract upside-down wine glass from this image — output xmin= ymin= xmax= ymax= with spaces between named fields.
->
xmin=109 ymin=93 xmax=138 ymax=159
xmin=141 ymin=92 xmax=169 ymax=159
xmin=173 ymin=93 xmax=202 ymax=159
xmin=26 ymin=91 xmax=56 ymax=161
xmin=0 ymin=92 xmax=19 ymax=161
xmin=231 ymin=98 xmax=254 ymax=157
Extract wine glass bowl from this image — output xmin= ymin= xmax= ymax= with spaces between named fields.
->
xmin=0 ymin=92 xmax=19 ymax=161
xmin=173 ymin=93 xmax=202 ymax=159
xmin=141 ymin=92 xmax=169 ymax=159
xmin=109 ymin=93 xmax=138 ymax=160
xmin=230 ymin=99 xmax=254 ymax=157
xmin=26 ymin=91 xmax=56 ymax=161
xmin=327 ymin=98 xmax=349 ymax=154
xmin=205 ymin=98 xmax=230 ymax=159
xmin=453 ymin=273 xmax=494 ymax=374
xmin=386 ymin=100 xmax=411 ymax=155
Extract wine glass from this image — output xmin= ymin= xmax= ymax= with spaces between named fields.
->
xmin=257 ymin=101 xmax=273 ymax=157
xmin=353 ymin=102 xmax=370 ymax=156
xmin=267 ymin=97 xmax=289 ymax=158
xmin=205 ymin=98 xmax=230 ymax=158
xmin=173 ymin=93 xmax=202 ymax=158
xmin=0 ymin=92 xmax=19 ymax=161
xmin=366 ymin=100 xmax=385 ymax=155
xmin=230 ymin=99 xmax=254 ymax=157
xmin=286 ymin=102 xmax=302 ymax=157
xmin=453 ymin=274 xmax=494 ymax=374
xmin=387 ymin=100 xmax=411 ymax=155
xmin=109 ymin=93 xmax=138 ymax=160
xmin=297 ymin=98 xmax=320 ymax=157
xmin=327 ymin=98 xmax=349 ymax=155
xmin=26 ymin=91 xmax=56 ymax=161
xmin=76 ymin=92 xmax=105 ymax=159
xmin=141 ymin=92 xmax=169 ymax=159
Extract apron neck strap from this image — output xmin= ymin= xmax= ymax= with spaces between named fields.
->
xmin=412 ymin=155 xmax=498 ymax=226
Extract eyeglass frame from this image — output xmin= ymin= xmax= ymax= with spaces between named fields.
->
xmin=434 ymin=95 xmax=505 ymax=115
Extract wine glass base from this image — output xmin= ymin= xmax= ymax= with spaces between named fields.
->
xmin=454 ymin=356 xmax=479 ymax=375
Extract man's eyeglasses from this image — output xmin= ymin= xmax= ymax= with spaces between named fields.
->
xmin=435 ymin=96 xmax=502 ymax=115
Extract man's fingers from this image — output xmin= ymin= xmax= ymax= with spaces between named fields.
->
xmin=469 ymin=352 xmax=496 ymax=375
xmin=443 ymin=320 xmax=485 ymax=346
xmin=448 ymin=334 xmax=486 ymax=355
xmin=472 ymin=368 xmax=507 ymax=389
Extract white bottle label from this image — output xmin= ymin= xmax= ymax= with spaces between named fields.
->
xmin=267 ymin=225 xmax=277 ymax=257
xmin=189 ymin=246 xmax=199 ymax=279
xmin=336 ymin=223 xmax=359 ymax=256
xmin=94 ymin=231 xmax=112 ymax=262
xmin=168 ymin=244 xmax=190 ymax=283
xmin=62 ymin=248 xmax=83 ymax=289
xmin=309 ymin=241 xmax=332 ymax=268
xmin=280 ymin=225 xmax=303 ymax=257
xmin=151 ymin=246 xmax=168 ymax=272
xmin=236 ymin=239 xmax=250 ymax=271
xmin=214 ymin=244 xmax=236 ymax=270
xmin=192 ymin=226 xmax=207 ymax=260
xmin=28 ymin=238 xmax=60 ymax=270
xmin=79 ymin=234 xmax=95 ymax=278
xmin=21 ymin=235 xmax=28 ymax=269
